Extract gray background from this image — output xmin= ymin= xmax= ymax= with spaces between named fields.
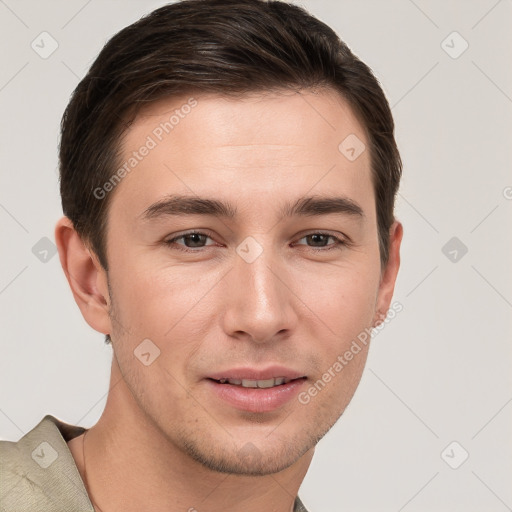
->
xmin=1 ymin=1 xmax=511 ymax=511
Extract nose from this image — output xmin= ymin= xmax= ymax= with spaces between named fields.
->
xmin=221 ymin=245 xmax=298 ymax=344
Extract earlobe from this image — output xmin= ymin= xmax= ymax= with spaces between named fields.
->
xmin=54 ymin=216 xmax=112 ymax=335
xmin=373 ymin=220 xmax=403 ymax=326
xmin=372 ymin=310 xmax=387 ymax=329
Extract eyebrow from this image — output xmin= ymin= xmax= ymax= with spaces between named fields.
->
xmin=140 ymin=194 xmax=365 ymax=222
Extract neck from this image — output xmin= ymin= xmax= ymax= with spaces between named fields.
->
xmin=70 ymin=357 xmax=313 ymax=512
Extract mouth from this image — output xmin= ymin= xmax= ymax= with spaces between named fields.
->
xmin=205 ymin=368 xmax=307 ymax=413
xmin=210 ymin=376 xmax=301 ymax=388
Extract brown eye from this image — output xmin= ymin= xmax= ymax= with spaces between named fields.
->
xmin=295 ymin=232 xmax=346 ymax=250
xmin=165 ymin=231 xmax=215 ymax=251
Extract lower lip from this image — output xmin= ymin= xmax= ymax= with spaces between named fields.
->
xmin=206 ymin=378 xmax=306 ymax=413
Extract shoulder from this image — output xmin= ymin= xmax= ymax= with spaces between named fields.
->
xmin=0 ymin=415 xmax=94 ymax=512
xmin=294 ymin=494 xmax=310 ymax=512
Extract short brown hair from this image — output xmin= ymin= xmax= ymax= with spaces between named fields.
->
xmin=59 ymin=0 xmax=402 ymax=271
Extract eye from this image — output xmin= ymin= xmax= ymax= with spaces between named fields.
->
xmin=164 ymin=230 xmax=349 ymax=254
xmin=164 ymin=231 xmax=216 ymax=252
xmin=294 ymin=232 xmax=347 ymax=251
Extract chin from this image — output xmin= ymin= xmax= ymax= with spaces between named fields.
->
xmin=185 ymin=445 xmax=303 ymax=476
xmin=180 ymin=439 xmax=315 ymax=476
xmin=177 ymin=422 xmax=326 ymax=476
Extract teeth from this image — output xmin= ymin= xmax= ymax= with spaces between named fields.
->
xmin=242 ymin=379 xmax=258 ymax=388
xmin=217 ymin=377 xmax=290 ymax=388
xmin=256 ymin=379 xmax=275 ymax=388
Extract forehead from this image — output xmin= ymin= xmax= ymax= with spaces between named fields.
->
xmin=109 ymin=88 xmax=373 ymax=221
xmin=128 ymin=88 xmax=365 ymax=150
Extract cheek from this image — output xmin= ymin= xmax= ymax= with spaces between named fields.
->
xmin=312 ymin=345 xmax=370 ymax=424
xmin=294 ymin=260 xmax=380 ymax=332
xmin=107 ymin=258 xmax=223 ymax=383
xmin=298 ymin=270 xmax=376 ymax=415
xmin=292 ymin=260 xmax=379 ymax=400
xmin=109 ymin=252 xmax=220 ymax=332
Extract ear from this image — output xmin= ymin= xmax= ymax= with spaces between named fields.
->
xmin=373 ymin=220 xmax=403 ymax=326
xmin=54 ymin=216 xmax=112 ymax=335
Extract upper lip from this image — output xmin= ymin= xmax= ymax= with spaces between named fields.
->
xmin=207 ymin=366 xmax=306 ymax=381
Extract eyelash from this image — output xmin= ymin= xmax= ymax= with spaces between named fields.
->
xmin=164 ymin=230 xmax=349 ymax=253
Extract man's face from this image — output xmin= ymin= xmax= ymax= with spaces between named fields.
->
xmin=101 ymin=89 xmax=392 ymax=475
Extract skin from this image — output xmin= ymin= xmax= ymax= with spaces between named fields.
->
xmin=57 ymin=88 xmax=403 ymax=512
